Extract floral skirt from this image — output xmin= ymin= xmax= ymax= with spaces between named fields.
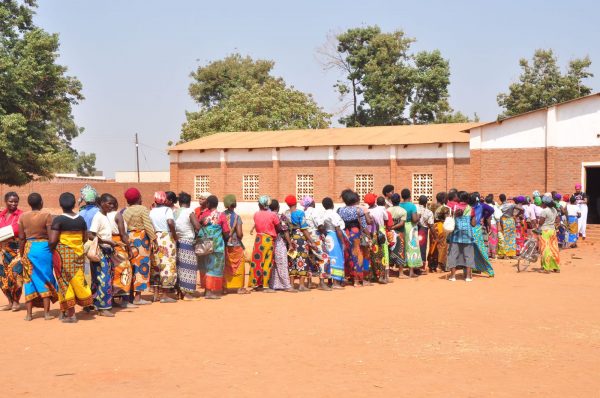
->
xmin=152 ymin=231 xmax=177 ymax=289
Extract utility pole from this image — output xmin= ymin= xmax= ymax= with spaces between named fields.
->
xmin=135 ymin=133 xmax=140 ymax=183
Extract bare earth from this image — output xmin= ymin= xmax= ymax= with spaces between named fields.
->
xmin=1 ymin=241 xmax=599 ymax=398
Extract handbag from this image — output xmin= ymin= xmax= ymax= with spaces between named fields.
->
xmin=0 ymin=225 xmax=14 ymax=242
xmin=376 ymin=229 xmax=387 ymax=245
xmin=194 ymin=227 xmax=214 ymax=256
xmin=443 ymin=206 xmax=455 ymax=234
xmin=86 ymin=237 xmax=102 ymax=262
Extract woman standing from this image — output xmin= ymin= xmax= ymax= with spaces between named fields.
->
xmin=223 ymin=195 xmax=248 ymax=294
xmin=322 ymin=197 xmax=346 ymax=289
xmin=538 ymin=195 xmax=561 ymax=272
xmin=250 ymin=195 xmax=279 ymax=292
xmin=285 ymin=195 xmax=315 ymax=291
xmin=573 ymin=184 xmax=588 ymax=240
xmin=149 ymin=191 xmax=178 ymax=303
xmin=388 ymin=193 xmax=407 ymax=276
xmin=566 ymin=196 xmax=581 ymax=248
xmin=0 ymin=192 xmax=23 ymax=311
xmin=485 ymin=194 xmax=501 ymax=259
xmin=447 ymin=194 xmax=476 ymax=282
xmin=302 ymin=196 xmax=331 ymax=290
xmin=107 ymin=196 xmax=134 ymax=307
xmin=417 ymin=195 xmax=433 ymax=274
xmin=197 ymin=195 xmax=229 ymax=299
xmin=399 ymin=189 xmax=422 ymax=277
xmin=89 ymin=194 xmax=118 ymax=317
xmin=427 ymin=192 xmax=450 ymax=272
xmin=19 ymin=193 xmax=58 ymax=321
xmin=337 ymin=190 xmax=370 ymax=286
xmin=49 ymin=193 xmax=93 ymax=323
xmin=175 ymin=192 xmax=201 ymax=300
xmin=470 ymin=193 xmax=495 ymax=277
xmin=123 ymin=188 xmax=156 ymax=305
xmin=497 ymin=194 xmax=517 ymax=259
xmin=268 ymin=199 xmax=296 ymax=292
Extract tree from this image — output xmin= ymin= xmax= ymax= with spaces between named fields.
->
xmin=181 ymin=80 xmax=330 ymax=141
xmin=0 ymin=0 xmax=84 ymax=185
xmin=180 ymin=54 xmax=330 ymax=142
xmin=410 ymin=50 xmax=451 ymax=124
xmin=497 ymin=49 xmax=593 ymax=118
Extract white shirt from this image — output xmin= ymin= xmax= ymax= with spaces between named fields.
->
xmin=149 ymin=206 xmax=174 ymax=232
xmin=417 ymin=205 xmax=434 ymax=228
xmin=107 ymin=211 xmax=127 ymax=235
xmin=304 ymin=207 xmax=325 ymax=230
xmin=523 ymin=204 xmax=537 ymax=221
xmin=175 ymin=207 xmax=196 ymax=239
xmin=90 ymin=212 xmax=113 ymax=244
xmin=566 ymin=204 xmax=580 ymax=217
xmin=369 ymin=206 xmax=388 ymax=229
xmin=323 ymin=209 xmax=345 ymax=232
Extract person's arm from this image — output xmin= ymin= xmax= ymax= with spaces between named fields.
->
xmin=284 ymin=230 xmax=293 ymax=247
xmin=18 ymin=219 xmax=25 ymax=257
xmin=391 ymin=219 xmax=405 ymax=230
xmin=470 ymin=212 xmax=477 ymax=227
xmin=141 ymin=209 xmax=157 ymax=242
xmin=115 ymin=212 xmax=129 ymax=245
xmin=167 ymin=219 xmax=177 ymax=242
xmin=49 ymin=218 xmax=60 ymax=251
xmin=189 ymin=212 xmax=201 ymax=234
xmin=235 ymin=216 xmax=243 ymax=241
xmin=335 ymin=226 xmax=344 ymax=245
xmin=90 ymin=216 xmax=116 ymax=247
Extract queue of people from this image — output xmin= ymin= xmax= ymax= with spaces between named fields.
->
xmin=0 ymin=182 xmax=587 ymax=323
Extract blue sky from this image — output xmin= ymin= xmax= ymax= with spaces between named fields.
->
xmin=35 ymin=0 xmax=600 ymax=176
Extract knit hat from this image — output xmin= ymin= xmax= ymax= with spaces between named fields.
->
xmin=284 ymin=195 xmax=297 ymax=207
xmin=124 ymin=188 xmax=141 ymax=204
xmin=364 ymin=193 xmax=377 ymax=206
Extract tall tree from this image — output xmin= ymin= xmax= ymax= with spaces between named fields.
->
xmin=320 ymin=26 xmax=471 ymax=126
xmin=497 ymin=49 xmax=593 ymax=118
xmin=0 ymin=0 xmax=84 ymax=185
xmin=180 ymin=55 xmax=330 ymax=142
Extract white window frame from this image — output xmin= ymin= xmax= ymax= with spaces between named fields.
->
xmin=242 ymin=174 xmax=260 ymax=201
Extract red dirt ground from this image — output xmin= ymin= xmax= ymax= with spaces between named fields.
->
xmin=1 ymin=243 xmax=599 ymax=397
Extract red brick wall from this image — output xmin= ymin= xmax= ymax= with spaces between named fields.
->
xmin=396 ymin=158 xmax=448 ymax=195
xmin=548 ymin=146 xmax=600 ymax=194
xmin=335 ymin=160 xmax=391 ymax=196
xmin=452 ymin=158 xmax=472 ymax=191
xmin=279 ymin=161 xmax=329 ymax=199
xmin=0 ymin=181 xmax=170 ymax=213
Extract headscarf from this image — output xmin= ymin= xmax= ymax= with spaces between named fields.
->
xmin=364 ymin=193 xmax=377 ymax=206
xmin=575 ymin=183 xmax=582 ymax=190
xmin=562 ymin=194 xmax=570 ymax=202
xmin=532 ymin=190 xmax=541 ymax=198
xmin=223 ymin=194 xmax=236 ymax=208
xmin=534 ymin=196 xmax=542 ymax=206
xmin=124 ymin=188 xmax=141 ymax=204
xmin=285 ymin=195 xmax=297 ymax=207
xmin=514 ymin=195 xmax=525 ymax=204
xmin=80 ymin=184 xmax=98 ymax=203
xmin=290 ymin=209 xmax=307 ymax=227
xmin=542 ymin=194 xmax=553 ymax=205
xmin=301 ymin=196 xmax=314 ymax=209
xmin=154 ymin=191 xmax=167 ymax=205
xmin=197 ymin=192 xmax=212 ymax=200
xmin=258 ymin=195 xmax=271 ymax=207
xmin=554 ymin=193 xmax=562 ymax=201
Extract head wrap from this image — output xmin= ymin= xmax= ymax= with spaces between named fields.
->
xmin=562 ymin=194 xmax=570 ymax=201
xmin=554 ymin=193 xmax=562 ymax=201
xmin=534 ymin=196 xmax=542 ymax=206
xmin=301 ymin=196 xmax=314 ymax=209
xmin=525 ymin=196 xmax=531 ymax=204
xmin=575 ymin=183 xmax=582 ymax=190
xmin=154 ymin=191 xmax=167 ymax=205
xmin=223 ymin=194 xmax=236 ymax=208
xmin=124 ymin=188 xmax=141 ymax=204
xmin=364 ymin=193 xmax=377 ymax=206
xmin=285 ymin=195 xmax=297 ymax=207
xmin=80 ymin=184 xmax=98 ymax=203
xmin=542 ymin=194 xmax=553 ymax=205
xmin=197 ymin=192 xmax=212 ymax=200
xmin=391 ymin=193 xmax=401 ymax=204
xmin=515 ymin=195 xmax=525 ymax=204
xmin=258 ymin=195 xmax=271 ymax=207
xmin=532 ymin=190 xmax=541 ymax=198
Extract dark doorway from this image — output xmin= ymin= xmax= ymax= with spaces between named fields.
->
xmin=586 ymin=167 xmax=600 ymax=224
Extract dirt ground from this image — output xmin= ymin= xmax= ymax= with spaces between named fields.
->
xmin=1 ymin=238 xmax=599 ymax=397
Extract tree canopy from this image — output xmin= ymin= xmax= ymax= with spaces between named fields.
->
xmin=0 ymin=0 xmax=87 ymax=185
xmin=497 ymin=49 xmax=593 ymax=118
xmin=320 ymin=26 xmax=471 ymax=127
xmin=180 ymin=54 xmax=330 ymax=142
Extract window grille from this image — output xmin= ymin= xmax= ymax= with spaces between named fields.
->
xmin=296 ymin=174 xmax=314 ymax=198
xmin=242 ymin=174 xmax=260 ymax=201
xmin=412 ymin=173 xmax=433 ymax=202
xmin=194 ymin=175 xmax=210 ymax=200
xmin=354 ymin=174 xmax=374 ymax=201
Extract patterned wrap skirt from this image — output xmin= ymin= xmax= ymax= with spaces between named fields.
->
xmin=417 ymin=225 xmax=429 ymax=262
xmin=270 ymin=235 xmax=291 ymax=290
xmin=91 ymin=246 xmax=114 ymax=310
xmin=0 ymin=239 xmax=22 ymax=303
xmin=198 ymin=224 xmax=225 ymax=291
xmin=225 ymin=246 xmax=245 ymax=290
xmin=288 ymin=228 xmax=309 ymax=277
xmin=487 ymin=224 xmax=498 ymax=258
xmin=53 ymin=243 xmax=92 ymax=311
xmin=498 ymin=216 xmax=517 ymax=257
xmin=22 ymin=239 xmax=58 ymax=307
xmin=389 ymin=230 xmax=406 ymax=267
xmin=472 ymin=225 xmax=495 ymax=276
xmin=567 ymin=216 xmax=579 ymax=244
xmin=324 ymin=230 xmax=345 ymax=282
xmin=127 ymin=229 xmax=152 ymax=292
xmin=152 ymin=231 xmax=177 ymax=289
xmin=250 ymin=233 xmax=274 ymax=288
xmin=540 ymin=229 xmax=560 ymax=271
xmin=427 ymin=222 xmax=447 ymax=270
xmin=112 ymin=235 xmax=133 ymax=297
xmin=177 ymin=238 xmax=198 ymax=294
xmin=343 ymin=226 xmax=364 ymax=281
xmin=404 ymin=222 xmax=423 ymax=268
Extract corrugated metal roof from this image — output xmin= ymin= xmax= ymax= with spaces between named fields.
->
xmin=169 ymin=122 xmax=484 ymax=151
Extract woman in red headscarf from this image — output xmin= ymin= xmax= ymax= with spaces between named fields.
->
xmin=0 ymin=192 xmax=23 ymax=311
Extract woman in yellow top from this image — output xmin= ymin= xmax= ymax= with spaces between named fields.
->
xmin=49 ymin=193 xmax=93 ymax=323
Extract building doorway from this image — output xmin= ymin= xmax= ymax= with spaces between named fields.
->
xmin=585 ymin=167 xmax=600 ymax=224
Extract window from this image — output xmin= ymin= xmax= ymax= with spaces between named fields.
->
xmin=242 ymin=174 xmax=260 ymax=201
xmin=412 ymin=173 xmax=433 ymax=202
xmin=194 ymin=175 xmax=210 ymax=200
xmin=354 ymin=174 xmax=374 ymax=201
xmin=296 ymin=174 xmax=314 ymax=198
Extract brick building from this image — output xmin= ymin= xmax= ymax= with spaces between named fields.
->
xmin=169 ymin=93 xmax=600 ymax=222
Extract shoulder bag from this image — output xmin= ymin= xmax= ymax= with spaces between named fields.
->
xmin=443 ymin=206 xmax=455 ymax=234
xmin=86 ymin=237 xmax=102 ymax=262
xmin=194 ymin=227 xmax=214 ymax=256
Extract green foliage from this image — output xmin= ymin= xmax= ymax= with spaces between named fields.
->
xmin=326 ymin=26 xmax=468 ymax=126
xmin=0 ymin=0 xmax=84 ymax=185
xmin=497 ymin=49 xmax=593 ymax=118
xmin=181 ymin=80 xmax=330 ymax=141
xmin=180 ymin=54 xmax=330 ymax=142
